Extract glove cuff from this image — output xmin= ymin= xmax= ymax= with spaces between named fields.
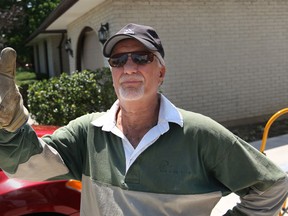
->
xmin=5 ymin=105 xmax=29 ymax=132
xmin=1 ymin=90 xmax=30 ymax=132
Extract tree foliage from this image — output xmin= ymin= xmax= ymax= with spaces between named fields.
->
xmin=0 ymin=0 xmax=60 ymax=64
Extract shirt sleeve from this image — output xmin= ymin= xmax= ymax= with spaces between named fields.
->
xmin=226 ymin=176 xmax=288 ymax=216
xmin=0 ymin=113 xmax=94 ymax=181
xmin=212 ymin=136 xmax=288 ymax=216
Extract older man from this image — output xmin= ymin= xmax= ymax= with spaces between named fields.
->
xmin=0 ymin=23 xmax=287 ymax=216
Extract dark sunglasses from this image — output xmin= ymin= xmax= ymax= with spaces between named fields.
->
xmin=108 ymin=51 xmax=155 ymax=68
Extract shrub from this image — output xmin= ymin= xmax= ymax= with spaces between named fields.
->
xmin=19 ymin=83 xmax=30 ymax=109
xmin=27 ymin=68 xmax=116 ymax=126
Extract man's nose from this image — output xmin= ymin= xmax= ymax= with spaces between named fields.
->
xmin=123 ymin=57 xmax=138 ymax=74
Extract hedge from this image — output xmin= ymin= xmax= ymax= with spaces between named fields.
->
xmin=27 ymin=68 xmax=116 ymax=126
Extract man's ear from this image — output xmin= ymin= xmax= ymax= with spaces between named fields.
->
xmin=159 ymin=65 xmax=166 ymax=78
xmin=158 ymin=65 xmax=166 ymax=86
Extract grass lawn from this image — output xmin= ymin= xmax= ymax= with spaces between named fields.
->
xmin=16 ymin=70 xmax=37 ymax=86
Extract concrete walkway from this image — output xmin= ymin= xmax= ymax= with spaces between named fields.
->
xmin=211 ymin=134 xmax=288 ymax=216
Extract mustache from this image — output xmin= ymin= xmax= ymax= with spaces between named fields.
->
xmin=119 ymin=74 xmax=144 ymax=83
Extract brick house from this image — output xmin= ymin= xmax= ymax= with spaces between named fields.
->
xmin=27 ymin=0 xmax=288 ymax=126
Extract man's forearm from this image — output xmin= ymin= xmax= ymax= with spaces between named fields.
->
xmin=225 ymin=176 xmax=288 ymax=216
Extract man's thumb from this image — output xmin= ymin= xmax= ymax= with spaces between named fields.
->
xmin=0 ymin=47 xmax=17 ymax=78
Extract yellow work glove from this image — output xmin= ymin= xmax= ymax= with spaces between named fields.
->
xmin=0 ymin=47 xmax=29 ymax=132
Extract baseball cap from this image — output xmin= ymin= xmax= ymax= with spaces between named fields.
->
xmin=103 ymin=23 xmax=164 ymax=58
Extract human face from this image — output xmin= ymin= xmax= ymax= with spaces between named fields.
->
xmin=110 ymin=39 xmax=165 ymax=102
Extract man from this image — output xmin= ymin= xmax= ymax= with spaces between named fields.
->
xmin=0 ymin=23 xmax=287 ymax=216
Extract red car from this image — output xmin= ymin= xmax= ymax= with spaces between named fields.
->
xmin=0 ymin=125 xmax=81 ymax=216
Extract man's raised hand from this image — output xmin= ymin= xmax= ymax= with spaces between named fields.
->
xmin=0 ymin=47 xmax=29 ymax=132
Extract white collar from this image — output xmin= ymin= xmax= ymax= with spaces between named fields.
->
xmin=91 ymin=94 xmax=183 ymax=130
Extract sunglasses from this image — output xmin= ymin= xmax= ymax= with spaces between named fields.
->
xmin=108 ymin=51 xmax=155 ymax=67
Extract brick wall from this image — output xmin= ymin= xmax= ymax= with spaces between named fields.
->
xmin=69 ymin=0 xmax=288 ymax=125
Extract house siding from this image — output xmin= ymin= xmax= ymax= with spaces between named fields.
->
xmin=67 ymin=0 xmax=288 ymax=125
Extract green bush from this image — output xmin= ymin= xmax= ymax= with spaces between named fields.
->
xmin=27 ymin=68 xmax=116 ymax=126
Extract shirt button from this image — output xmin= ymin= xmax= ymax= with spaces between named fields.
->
xmin=121 ymin=180 xmax=128 ymax=189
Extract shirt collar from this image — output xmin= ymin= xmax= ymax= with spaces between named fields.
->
xmin=91 ymin=94 xmax=183 ymax=131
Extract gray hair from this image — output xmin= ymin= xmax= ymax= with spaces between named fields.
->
xmin=153 ymin=51 xmax=165 ymax=66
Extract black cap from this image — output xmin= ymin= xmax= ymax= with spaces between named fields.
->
xmin=103 ymin=23 xmax=164 ymax=58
